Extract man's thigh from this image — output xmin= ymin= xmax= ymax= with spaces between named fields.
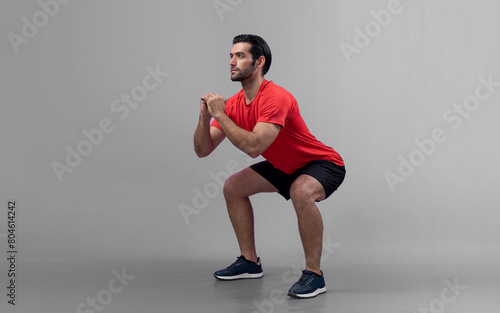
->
xmin=224 ymin=166 xmax=279 ymax=198
xmin=250 ymin=160 xmax=345 ymax=201
xmin=298 ymin=160 xmax=346 ymax=201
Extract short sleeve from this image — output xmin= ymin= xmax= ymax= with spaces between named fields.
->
xmin=257 ymin=92 xmax=291 ymax=127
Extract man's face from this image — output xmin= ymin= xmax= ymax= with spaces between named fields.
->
xmin=229 ymin=42 xmax=257 ymax=81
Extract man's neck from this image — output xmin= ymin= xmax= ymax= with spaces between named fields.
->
xmin=241 ymin=75 xmax=265 ymax=104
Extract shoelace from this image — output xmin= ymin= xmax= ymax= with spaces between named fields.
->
xmin=296 ymin=271 xmax=316 ymax=286
xmin=226 ymin=256 xmax=245 ymax=269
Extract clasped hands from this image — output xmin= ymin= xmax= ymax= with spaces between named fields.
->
xmin=200 ymin=93 xmax=226 ymax=119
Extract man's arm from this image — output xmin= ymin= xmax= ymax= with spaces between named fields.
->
xmin=201 ymin=93 xmax=281 ymax=158
xmin=194 ymin=99 xmax=226 ymax=158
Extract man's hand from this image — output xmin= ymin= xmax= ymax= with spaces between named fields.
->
xmin=195 ymin=94 xmax=227 ymax=158
xmin=200 ymin=98 xmax=211 ymax=119
xmin=200 ymin=93 xmax=226 ymax=119
xmin=199 ymin=93 xmax=280 ymax=158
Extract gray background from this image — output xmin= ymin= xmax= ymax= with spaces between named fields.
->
xmin=1 ymin=0 xmax=499 ymax=312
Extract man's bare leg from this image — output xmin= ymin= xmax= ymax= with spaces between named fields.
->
xmin=223 ymin=167 xmax=278 ymax=262
xmin=290 ymin=174 xmax=326 ymax=276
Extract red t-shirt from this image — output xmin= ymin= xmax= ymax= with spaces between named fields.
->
xmin=211 ymin=80 xmax=344 ymax=174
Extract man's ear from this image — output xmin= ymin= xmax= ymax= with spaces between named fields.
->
xmin=257 ymin=56 xmax=265 ymax=69
xmin=255 ymin=55 xmax=265 ymax=75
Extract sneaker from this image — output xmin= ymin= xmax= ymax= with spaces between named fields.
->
xmin=287 ymin=270 xmax=326 ymax=299
xmin=214 ymin=256 xmax=264 ymax=280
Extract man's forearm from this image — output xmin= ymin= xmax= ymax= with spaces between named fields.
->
xmin=194 ymin=114 xmax=213 ymax=158
xmin=201 ymin=92 xmax=279 ymax=158
xmin=214 ymin=113 xmax=262 ymax=158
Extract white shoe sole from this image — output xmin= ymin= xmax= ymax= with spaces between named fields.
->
xmin=288 ymin=287 xmax=326 ymax=299
xmin=214 ymin=272 xmax=264 ymax=281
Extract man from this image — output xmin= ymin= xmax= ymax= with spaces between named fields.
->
xmin=194 ymin=34 xmax=345 ymax=299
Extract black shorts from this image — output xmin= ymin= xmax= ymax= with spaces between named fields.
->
xmin=250 ymin=160 xmax=346 ymax=201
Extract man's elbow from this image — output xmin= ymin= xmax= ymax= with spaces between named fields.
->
xmin=194 ymin=145 xmax=212 ymax=158
xmin=247 ymin=151 xmax=260 ymax=159
xmin=195 ymin=149 xmax=211 ymax=158
xmin=246 ymin=146 xmax=265 ymax=159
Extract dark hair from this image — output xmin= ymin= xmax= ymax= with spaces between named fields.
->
xmin=233 ymin=34 xmax=272 ymax=75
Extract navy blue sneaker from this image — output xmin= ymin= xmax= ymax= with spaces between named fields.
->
xmin=214 ymin=256 xmax=264 ymax=280
xmin=287 ymin=270 xmax=326 ymax=299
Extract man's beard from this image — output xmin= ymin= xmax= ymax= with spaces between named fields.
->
xmin=230 ymin=63 xmax=255 ymax=81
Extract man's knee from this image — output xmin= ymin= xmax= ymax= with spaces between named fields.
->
xmin=223 ymin=173 xmax=239 ymax=199
xmin=290 ymin=181 xmax=312 ymax=204
xmin=290 ymin=176 xmax=325 ymax=204
xmin=223 ymin=169 xmax=252 ymax=199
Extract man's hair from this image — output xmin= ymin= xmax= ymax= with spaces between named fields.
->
xmin=233 ymin=34 xmax=272 ymax=76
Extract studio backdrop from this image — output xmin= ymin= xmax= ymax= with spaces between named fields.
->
xmin=1 ymin=0 xmax=499 ymax=311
